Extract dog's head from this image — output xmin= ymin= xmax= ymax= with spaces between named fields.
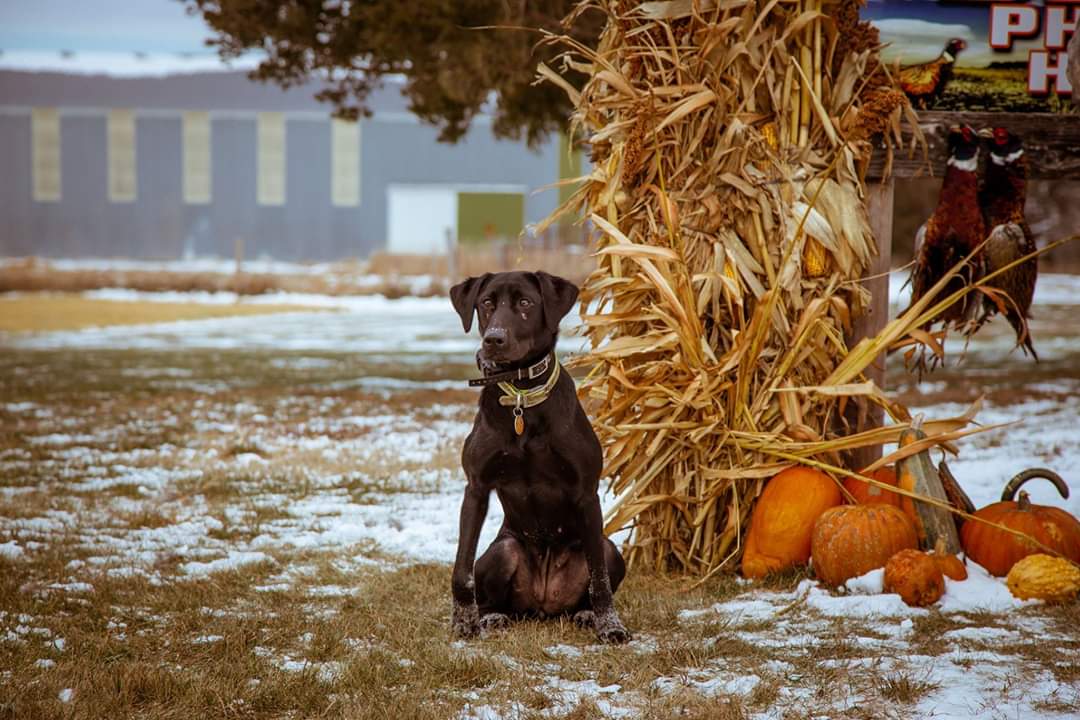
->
xmin=450 ymin=271 xmax=578 ymax=370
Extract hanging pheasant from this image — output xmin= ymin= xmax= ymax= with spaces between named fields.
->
xmin=899 ymin=38 xmax=967 ymax=109
xmin=971 ymin=127 xmax=1039 ymax=359
xmin=908 ymin=125 xmax=986 ymax=333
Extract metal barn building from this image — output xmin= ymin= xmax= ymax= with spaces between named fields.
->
xmin=0 ymin=56 xmax=577 ymax=261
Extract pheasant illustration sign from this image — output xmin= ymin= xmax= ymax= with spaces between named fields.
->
xmin=864 ymin=0 xmax=1077 ymax=112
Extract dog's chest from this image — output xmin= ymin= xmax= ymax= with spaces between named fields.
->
xmin=467 ymin=413 xmax=559 ymax=471
xmin=484 ymin=439 xmax=569 ymax=486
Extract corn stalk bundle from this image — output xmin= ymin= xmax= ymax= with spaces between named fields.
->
xmin=536 ymin=0 xmax=983 ymax=576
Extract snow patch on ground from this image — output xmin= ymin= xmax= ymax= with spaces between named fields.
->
xmin=179 ymin=551 xmax=272 ymax=577
xmin=653 ymin=671 xmax=761 ymax=698
xmin=689 ymin=562 xmax=1034 ymax=629
xmin=0 ymin=542 xmax=25 ymax=560
xmin=888 ymin=271 xmax=1080 ymax=308
xmin=938 ymin=563 xmax=1036 ymax=613
xmin=1 ymin=290 xmax=586 ymax=360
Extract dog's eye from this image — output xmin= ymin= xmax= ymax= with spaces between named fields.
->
xmin=481 ymin=298 xmax=495 ymax=310
xmin=518 ymin=299 xmax=532 ymax=309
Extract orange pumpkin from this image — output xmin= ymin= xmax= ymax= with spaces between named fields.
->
xmin=930 ymin=538 xmax=967 ymax=581
xmin=742 ymin=466 xmax=843 ymax=578
xmin=961 ymin=469 xmax=1080 ymax=577
xmin=842 ymin=466 xmax=917 ymax=521
xmin=810 ymin=504 xmax=919 ymax=587
xmin=884 ymin=548 xmax=945 ymax=607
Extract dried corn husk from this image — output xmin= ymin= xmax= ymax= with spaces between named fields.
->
xmin=538 ymin=0 xmax=952 ymax=575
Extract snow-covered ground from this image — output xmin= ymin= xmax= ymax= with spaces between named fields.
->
xmin=2 ymin=274 xmax=1079 ymax=718
xmin=1 ymin=294 xmax=479 ymax=355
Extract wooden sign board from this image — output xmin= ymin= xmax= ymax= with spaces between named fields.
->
xmin=869 ymin=111 xmax=1080 ymax=180
xmin=865 ymin=0 xmax=1076 ymax=112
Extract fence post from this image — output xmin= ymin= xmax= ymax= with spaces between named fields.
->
xmin=499 ymin=240 xmax=511 ymax=271
xmin=844 ymin=179 xmax=894 ymax=471
xmin=445 ymin=227 xmax=457 ymax=282
xmin=233 ymin=236 xmax=244 ymax=300
xmin=1069 ymin=21 xmax=1079 ymax=105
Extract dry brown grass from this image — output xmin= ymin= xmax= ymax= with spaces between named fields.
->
xmin=0 ymin=247 xmax=595 ymax=300
xmin=0 ymin=261 xmax=443 ymax=300
xmin=0 ymin=295 xmax=328 ymax=332
xmin=0 ymin=545 xmax=779 ymax=720
xmin=368 ymin=248 xmax=591 ymax=286
xmin=873 ymin=669 xmax=941 ymax=704
xmin=3 ymin=346 xmax=1079 ymax=719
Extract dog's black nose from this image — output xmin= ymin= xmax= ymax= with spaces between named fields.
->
xmin=483 ymin=328 xmax=507 ymax=348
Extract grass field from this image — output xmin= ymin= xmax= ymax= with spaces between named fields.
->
xmin=0 ymin=295 xmax=327 ymax=332
xmin=2 ymin=289 xmax=1080 ymax=718
xmin=929 ymin=66 xmax=1073 ymax=114
xmin=2 ymin=321 xmax=1079 ymax=719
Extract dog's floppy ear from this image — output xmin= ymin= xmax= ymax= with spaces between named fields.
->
xmin=449 ymin=274 xmax=491 ymax=333
xmin=535 ymin=272 xmax=579 ymax=335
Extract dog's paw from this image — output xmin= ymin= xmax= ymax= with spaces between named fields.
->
xmin=451 ymin=602 xmax=481 ymax=639
xmin=479 ymin=612 xmax=512 ymax=634
xmin=594 ymin=612 xmax=631 ymax=644
xmin=572 ymin=610 xmax=596 ymax=630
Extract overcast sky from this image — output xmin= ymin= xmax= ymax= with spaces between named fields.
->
xmin=0 ymin=0 xmax=215 ymax=54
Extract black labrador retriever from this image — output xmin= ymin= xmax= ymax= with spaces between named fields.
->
xmin=449 ymin=271 xmax=630 ymax=644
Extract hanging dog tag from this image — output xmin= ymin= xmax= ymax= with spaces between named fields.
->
xmin=513 ymin=406 xmax=524 ymax=436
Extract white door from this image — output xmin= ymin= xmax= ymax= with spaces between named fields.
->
xmin=386 ymin=185 xmax=457 ymax=254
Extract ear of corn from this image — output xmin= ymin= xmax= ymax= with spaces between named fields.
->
xmin=803 ymin=236 xmax=830 ymax=278
xmin=535 ymin=0 xmax=981 ymax=576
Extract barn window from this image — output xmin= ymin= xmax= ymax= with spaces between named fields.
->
xmin=31 ymin=108 xmax=61 ymax=203
xmin=108 ymin=109 xmax=137 ymax=203
xmin=257 ymin=112 xmax=286 ymax=206
xmin=182 ymin=111 xmax=211 ymax=204
xmin=331 ymin=118 xmax=360 ymax=207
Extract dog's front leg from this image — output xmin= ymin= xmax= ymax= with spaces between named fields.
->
xmin=582 ymin=495 xmax=630 ymax=644
xmin=451 ymin=482 xmax=488 ymax=639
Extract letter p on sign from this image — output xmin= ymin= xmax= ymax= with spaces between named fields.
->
xmin=990 ymin=5 xmax=1040 ymax=50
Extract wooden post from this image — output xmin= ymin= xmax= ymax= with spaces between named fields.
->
xmin=897 ymin=422 xmax=963 ymax=554
xmin=445 ymin=227 xmax=458 ymax=282
xmin=234 ymin=236 xmax=244 ymax=274
xmin=233 ymin=236 xmax=245 ymax=300
xmin=499 ymin=240 xmax=511 ymax=271
xmin=845 ymin=179 xmax=893 ymax=471
xmin=1066 ymin=21 xmax=1079 ymax=106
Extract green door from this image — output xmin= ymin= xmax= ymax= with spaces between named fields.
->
xmin=456 ymin=192 xmax=524 ymax=245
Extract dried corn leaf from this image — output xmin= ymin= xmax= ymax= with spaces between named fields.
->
xmin=540 ymin=0 xmax=937 ymax=575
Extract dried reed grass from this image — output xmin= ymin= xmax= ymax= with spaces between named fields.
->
xmin=0 ymin=260 xmax=438 ymax=298
xmin=535 ymin=0 xmax=987 ymax=575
